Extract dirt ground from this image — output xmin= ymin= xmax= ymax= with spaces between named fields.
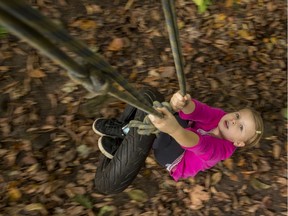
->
xmin=0 ymin=0 xmax=287 ymax=215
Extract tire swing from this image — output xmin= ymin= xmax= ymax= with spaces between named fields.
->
xmin=94 ymin=0 xmax=187 ymax=194
xmin=0 ymin=0 xmax=186 ymax=195
xmin=94 ymin=88 xmax=164 ymax=194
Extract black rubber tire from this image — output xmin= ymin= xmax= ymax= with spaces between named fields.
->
xmin=94 ymin=88 xmax=164 ymax=194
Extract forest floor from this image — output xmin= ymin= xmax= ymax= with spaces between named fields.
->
xmin=0 ymin=0 xmax=287 ymax=215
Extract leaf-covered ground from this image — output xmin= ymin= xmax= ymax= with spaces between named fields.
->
xmin=0 ymin=0 xmax=287 ymax=215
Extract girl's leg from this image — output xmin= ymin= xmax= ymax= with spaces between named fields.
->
xmin=96 ymin=87 xmax=164 ymax=158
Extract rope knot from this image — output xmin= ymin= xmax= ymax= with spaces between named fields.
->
xmin=128 ymin=101 xmax=173 ymax=135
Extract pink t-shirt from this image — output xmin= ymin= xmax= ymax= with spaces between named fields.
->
xmin=171 ymin=99 xmax=237 ymax=181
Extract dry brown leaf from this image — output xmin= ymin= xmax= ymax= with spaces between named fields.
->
xmin=238 ymin=30 xmax=255 ymax=40
xmin=0 ymin=66 xmax=10 ymax=72
xmin=28 ymin=69 xmax=46 ymax=78
xmin=229 ymin=173 xmax=239 ymax=182
xmin=189 ymin=185 xmax=210 ymax=210
xmin=24 ymin=203 xmax=48 ymax=215
xmin=125 ymin=0 xmax=134 ymax=10
xmin=214 ymin=191 xmax=230 ymax=201
xmin=273 ymin=144 xmax=281 ymax=159
xmin=237 ymin=156 xmax=246 ymax=167
xmin=246 ymin=79 xmax=256 ymax=86
xmin=8 ymin=187 xmax=22 ymax=202
xmin=225 ymin=0 xmax=234 ymax=7
xmin=215 ymin=14 xmax=227 ymax=22
xmin=211 ymin=172 xmax=222 ymax=185
xmin=107 ymin=38 xmax=124 ymax=51
xmin=223 ymin=158 xmax=234 ymax=170
xmin=71 ymin=19 xmax=98 ymax=30
xmin=159 ymin=66 xmax=175 ymax=78
xmin=85 ymin=4 xmax=102 ymax=14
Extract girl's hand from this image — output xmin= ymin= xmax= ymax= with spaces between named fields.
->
xmin=148 ymin=107 xmax=181 ymax=135
xmin=170 ymin=91 xmax=191 ymax=112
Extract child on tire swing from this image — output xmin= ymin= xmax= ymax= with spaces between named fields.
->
xmin=93 ymin=89 xmax=264 ymax=181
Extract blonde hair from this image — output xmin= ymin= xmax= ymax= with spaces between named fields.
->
xmin=243 ymin=108 xmax=264 ymax=149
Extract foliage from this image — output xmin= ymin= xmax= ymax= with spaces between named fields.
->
xmin=0 ymin=26 xmax=7 ymax=38
xmin=192 ymin=0 xmax=212 ymax=13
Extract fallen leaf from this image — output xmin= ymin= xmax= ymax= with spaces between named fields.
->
xmin=85 ymin=4 xmax=102 ymax=14
xmin=77 ymin=144 xmax=91 ymax=158
xmin=8 ymin=187 xmax=22 ymax=202
xmin=215 ymin=14 xmax=227 ymax=22
xmin=223 ymin=158 xmax=234 ymax=170
xmin=0 ymin=66 xmax=10 ymax=71
xmin=71 ymin=19 xmax=98 ymax=30
xmin=225 ymin=0 xmax=234 ymax=7
xmin=229 ymin=173 xmax=239 ymax=182
xmin=107 ymin=38 xmax=124 ymax=51
xmin=238 ymin=30 xmax=254 ymax=40
xmin=127 ymin=189 xmax=148 ymax=202
xmin=273 ymin=144 xmax=281 ymax=159
xmin=28 ymin=69 xmax=46 ymax=78
xmin=250 ymin=178 xmax=271 ymax=190
xmin=98 ymin=206 xmax=117 ymax=216
xmin=73 ymin=194 xmax=93 ymax=209
xmin=61 ymin=82 xmax=78 ymax=93
xmin=189 ymin=185 xmax=210 ymax=210
xmin=159 ymin=66 xmax=175 ymax=78
xmin=125 ymin=0 xmax=134 ymax=10
xmin=24 ymin=203 xmax=48 ymax=215
xmin=211 ymin=172 xmax=222 ymax=185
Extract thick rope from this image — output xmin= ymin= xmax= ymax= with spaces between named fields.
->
xmin=0 ymin=0 xmax=186 ymax=126
xmin=0 ymin=0 xmax=163 ymax=118
xmin=162 ymin=0 xmax=186 ymax=96
xmin=0 ymin=0 xmax=151 ymax=107
xmin=128 ymin=101 xmax=173 ymax=135
xmin=128 ymin=0 xmax=187 ymax=135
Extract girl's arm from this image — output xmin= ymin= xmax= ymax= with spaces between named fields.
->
xmin=170 ymin=92 xmax=195 ymax=114
xmin=148 ymin=107 xmax=199 ymax=148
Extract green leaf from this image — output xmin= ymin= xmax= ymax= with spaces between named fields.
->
xmin=126 ymin=189 xmax=148 ymax=202
xmin=250 ymin=178 xmax=271 ymax=190
xmin=73 ymin=194 xmax=93 ymax=209
xmin=0 ymin=26 xmax=7 ymax=38
xmin=192 ymin=0 xmax=204 ymax=6
xmin=192 ymin=0 xmax=211 ymax=13
xmin=98 ymin=206 xmax=116 ymax=216
xmin=198 ymin=3 xmax=207 ymax=13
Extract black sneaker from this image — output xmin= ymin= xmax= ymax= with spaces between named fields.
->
xmin=98 ymin=136 xmax=122 ymax=159
xmin=92 ymin=118 xmax=126 ymax=138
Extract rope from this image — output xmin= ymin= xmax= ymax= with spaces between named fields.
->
xmin=0 ymin=0 xmax=187 ymax=130
xmin=161 ymin=0 xmax=186 ymax=96
xmin=0 ymin=0 xmax=163 ymax=118
xmin=128 ymin=0 xmax=188 ymax=135
xmin=128 ymin=101 xmax=173 ymax=135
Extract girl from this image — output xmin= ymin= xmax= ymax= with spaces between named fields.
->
xmin=93 ymin=90 xmax=264 ymax=181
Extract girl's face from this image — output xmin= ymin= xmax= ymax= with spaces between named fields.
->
xmin=218 ymin=109 xmax=256 ymax=146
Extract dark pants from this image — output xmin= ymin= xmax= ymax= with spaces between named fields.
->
xmin=117 ymin=89 xmax=187 ymax=168
xmin=152 ymin=114 xmax=187 ymax=167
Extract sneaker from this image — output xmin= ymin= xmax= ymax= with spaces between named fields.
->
xmin=98 ymin=136 xmax=122 ymax=159
xmin=92 ymin=118 xmax=126 ymax=138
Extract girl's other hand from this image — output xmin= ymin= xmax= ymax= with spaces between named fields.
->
xmin=170 ymin=91 xmax=191 ymax=112
xmin=148 ymin=107 xmax=181 ymax=135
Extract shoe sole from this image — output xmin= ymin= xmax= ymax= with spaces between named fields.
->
xmin=98 ymin=136 xmax=114 ymax=159
xmin=92 ymin=118 xmax=110 ymax=137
